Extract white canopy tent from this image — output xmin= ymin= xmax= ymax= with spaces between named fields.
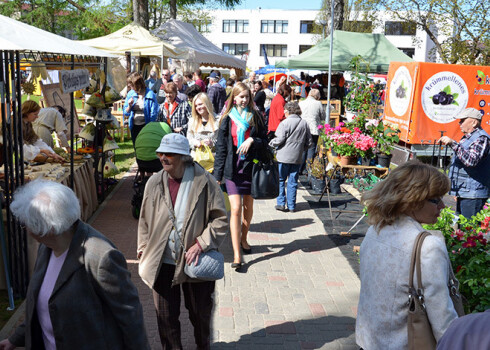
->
xmin=151 ymin=19 xmax=246 ymax=72
xmin=80 ymin=22 xmax=186 ymax=58
xmin=0 ymin=14 xmax=113 ymax=57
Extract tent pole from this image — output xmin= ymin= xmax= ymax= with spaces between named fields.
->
xmin=326 ymin=0 xmax=335 ymax=123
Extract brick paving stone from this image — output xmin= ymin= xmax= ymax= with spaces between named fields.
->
xmin=81 ymin=169 xmax=362 ymax=349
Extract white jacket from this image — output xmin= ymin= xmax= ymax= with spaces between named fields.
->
xmin=356 ymin=215 xmax=458 ymax=350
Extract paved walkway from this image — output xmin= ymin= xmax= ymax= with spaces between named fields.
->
xmin=89 ymin=168 xmax=361 ymax=349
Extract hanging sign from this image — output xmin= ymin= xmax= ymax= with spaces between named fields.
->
xmin=59 ymin=69 xmax=90 ymax=94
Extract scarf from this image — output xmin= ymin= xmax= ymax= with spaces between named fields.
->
xmin=162 ymin=164 xmax=195 ymax=265
xmin=229 ymin=107 xmax=252 ymax=159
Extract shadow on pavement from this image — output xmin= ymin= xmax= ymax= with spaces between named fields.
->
xmin=249 ymin=217 xmax=314 ymax=234
xmin=239 ymin=233 xmax=352 ymax=272
xmin=212 ymin=315 xmax=356 ymax=349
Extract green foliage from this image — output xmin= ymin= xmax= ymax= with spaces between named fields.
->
xmin=343 ymin=56 xmax=378 ymax=119
xmin=365 ymin=119 xmax=400 ymax=155
xmin=424 ymin=206 xmax=490 ymax=313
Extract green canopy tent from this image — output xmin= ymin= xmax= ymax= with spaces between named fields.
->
xmin=276 ymin=30 xmax=413 ymax=72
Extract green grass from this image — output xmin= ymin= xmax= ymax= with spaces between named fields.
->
xmin=113 ymin=136 xmax=136 ymax=179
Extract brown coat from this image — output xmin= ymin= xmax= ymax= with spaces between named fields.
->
xmin=137 ymin=163 xmax=228 ymax=288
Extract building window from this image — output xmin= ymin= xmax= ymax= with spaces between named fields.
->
xmin=343 ymin=21 xmax=373 ymax=33
xmin=398 ymin=47 xmax=415 ymax=58
xmin=222 ymin=43 xmax=249 ymax=56
xmin=261 ymin=20 xmax=288 ymax=33
xmin=299 ymin=45 xmax=312 ymax=53
xmin=222 ymin=20 xmax=249 ymax=33
xmin=260 ymin=44 xmax=287 ymax=57
xmin=385 ymin=21 xmax=416 ymax=36
xmin=300 ymin=21 xmax=314 ymax=34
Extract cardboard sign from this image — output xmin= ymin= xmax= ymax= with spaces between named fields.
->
xmin=39 ymin=82 xmax=80 ymax=138
xmin=59 ymin=69 xmax=90 ymax=94
xmin=384 ymin=62 xmax=490 ymax=144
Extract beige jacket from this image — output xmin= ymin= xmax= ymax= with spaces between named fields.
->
xmin=137 ymin=163 xmax=228 ymax=288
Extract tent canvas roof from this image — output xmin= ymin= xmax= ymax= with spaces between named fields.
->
xmin=0 ymin=14 xmax=113 ymax=57
xmin=276 ymin=30 xmax=413 ymax=73
xmin=80 ymin=22 xmax=186 ymax=58
xmin=151 ymin=19 xmax=246 ymax=71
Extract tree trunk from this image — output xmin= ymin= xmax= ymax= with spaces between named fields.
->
xmin=170 ymin=0 xmax=177 ymax=19
xmin=324 ymin=0 xmax=344 ymax=36
xmin=133 ymin=0 xmax=149 ymax=29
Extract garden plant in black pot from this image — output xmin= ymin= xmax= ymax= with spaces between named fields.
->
xmin=307 ymin=155 xmax=326 ymax=195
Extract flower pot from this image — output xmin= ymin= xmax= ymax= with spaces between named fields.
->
xmin=377 ymin=153 xmax=392 ymax=168
xmin=310 ymin=176 xmax=326 ymax=195
xmin=360 ymin=157 xmax=371 ymax=166
xmin=339 ymin=155 xmax=357 ymax=166
xmin=329 ymin=178 xmax=342 ymax=195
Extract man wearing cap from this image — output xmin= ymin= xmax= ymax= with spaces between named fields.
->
xmin=439 ymin=107 xmax=490 ymax=218
xmin=137 ymin=133 xmax=228 ymax=350
xmin=207 ymin=72 xmax=227 ymax=114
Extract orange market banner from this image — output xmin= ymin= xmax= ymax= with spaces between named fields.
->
xmin=384 ymin=61 xmax=490 ymax=144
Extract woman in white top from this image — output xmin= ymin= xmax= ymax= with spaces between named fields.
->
xmin=21 ymin=101 xmax=64 ymax=163
xmin=187 ymin=93 xmax=219 ymax=157
xmin=32 ymin=106 xmax=71 ymax=152
xmin=356 ymin=160 xmax=458 ymax=350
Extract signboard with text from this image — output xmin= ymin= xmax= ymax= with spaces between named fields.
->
xmin=58 ymin=69 xmax=90 ymax=94
xmin=384 ymin=61 xmax=490 ymax=144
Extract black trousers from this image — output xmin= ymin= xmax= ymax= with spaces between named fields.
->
xmin=153 ymin=263 xmax=215 ymax=350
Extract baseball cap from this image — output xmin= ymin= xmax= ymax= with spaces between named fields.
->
xmin=155 ymin=133 xmax=190 ymax=155
xmin=209 ymin=72 xmax=219 ymax=79
xmin=455 ymin=108 xmax=482 ymax=120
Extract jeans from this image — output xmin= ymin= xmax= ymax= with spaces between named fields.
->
xmin=277 ymin=163 xmax=300 ymax=210
xmin=456 ymin=197 xmax=487 ymax=219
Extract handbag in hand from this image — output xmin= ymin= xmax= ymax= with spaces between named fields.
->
xmin=407 ymin=231 xmax=437 ymax=350
xmin=170 ymin=208 xmax=224 ymax=281
xmin=184 ymin=249 xmax=224 ymax=281
xmin=251 ymin=146 xmax=279 ymax=199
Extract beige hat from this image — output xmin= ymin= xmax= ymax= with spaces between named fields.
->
xmin=455 ymin=108 xmax=483 ymax=120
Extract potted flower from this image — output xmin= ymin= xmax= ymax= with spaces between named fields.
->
xmin=307 ymin=155 xmax=326 ymax=195
xmin=318 ymin=122 xmax=345 ymax=155
xmin=343 ymin=56 xmax=378 ymax=121
xmin=424 ymin=204 xmax=490 ymax=313
xmin=366 ymin=119 xmax=401 ymax=167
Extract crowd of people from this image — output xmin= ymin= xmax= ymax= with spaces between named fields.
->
xmin=2 ymin=65 xmax=488 ymax=350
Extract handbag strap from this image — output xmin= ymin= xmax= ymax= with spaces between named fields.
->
xmin=409 ymin=231 xmax=431 ymax=294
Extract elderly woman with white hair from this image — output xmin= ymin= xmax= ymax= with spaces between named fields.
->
xmin=0 ymin=180 xmax=149 ymax=350
xmin=298 ymin=88 xmax=325 ymax=173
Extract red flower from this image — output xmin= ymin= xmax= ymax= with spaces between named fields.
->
xmin=456 ymin=265 xmax=462 ymax=273
xmin=462 ymin=240 xmax=477 ymax=248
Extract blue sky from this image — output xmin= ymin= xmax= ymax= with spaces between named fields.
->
xmin=223 ymin=0 xmax=323 ymax=10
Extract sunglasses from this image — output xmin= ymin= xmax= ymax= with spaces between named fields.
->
xmin=157 ymin=152 xmax=178 ymax=158
xmin=427 ymin=197 xmax=443 ymax=205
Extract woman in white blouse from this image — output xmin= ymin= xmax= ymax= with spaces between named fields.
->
xmin=21 ymin=101 xmax=64 ymax=163
xmin=187 ymin=93 xmax=219 ymax=157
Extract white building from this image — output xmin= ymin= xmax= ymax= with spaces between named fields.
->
xmin=202 ymin=9 xmax=447 ymax=71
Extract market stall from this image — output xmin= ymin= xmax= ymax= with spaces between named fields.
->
xmin=1 ymin=14 xmax=113 ymax=299
xmin=276 ymin=30 xmax=413 ymax=73
xmin=151 ymin=19 xmax=246 ymax=75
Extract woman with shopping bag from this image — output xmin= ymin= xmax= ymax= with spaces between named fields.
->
xmin=214 ymin=83 xmax=268 ymax=270
xmin=187 ymin=93 xmax=219 ymax=172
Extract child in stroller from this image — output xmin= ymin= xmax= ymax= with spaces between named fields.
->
xmin=131 ymin=122 xmax=172 ymax=218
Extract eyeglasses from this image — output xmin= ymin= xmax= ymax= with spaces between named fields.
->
xmin=157 ymin=152 xmax=178 ymax=158
xmin=427 ymin=197 xmax=443 ymax=205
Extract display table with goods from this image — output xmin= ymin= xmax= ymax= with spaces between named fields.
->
xmin=22 ymin=157 xmax=97 ymax=221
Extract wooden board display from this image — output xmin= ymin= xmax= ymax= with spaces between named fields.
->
xmin=39 ymin=81 xmax=80 ymax=138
